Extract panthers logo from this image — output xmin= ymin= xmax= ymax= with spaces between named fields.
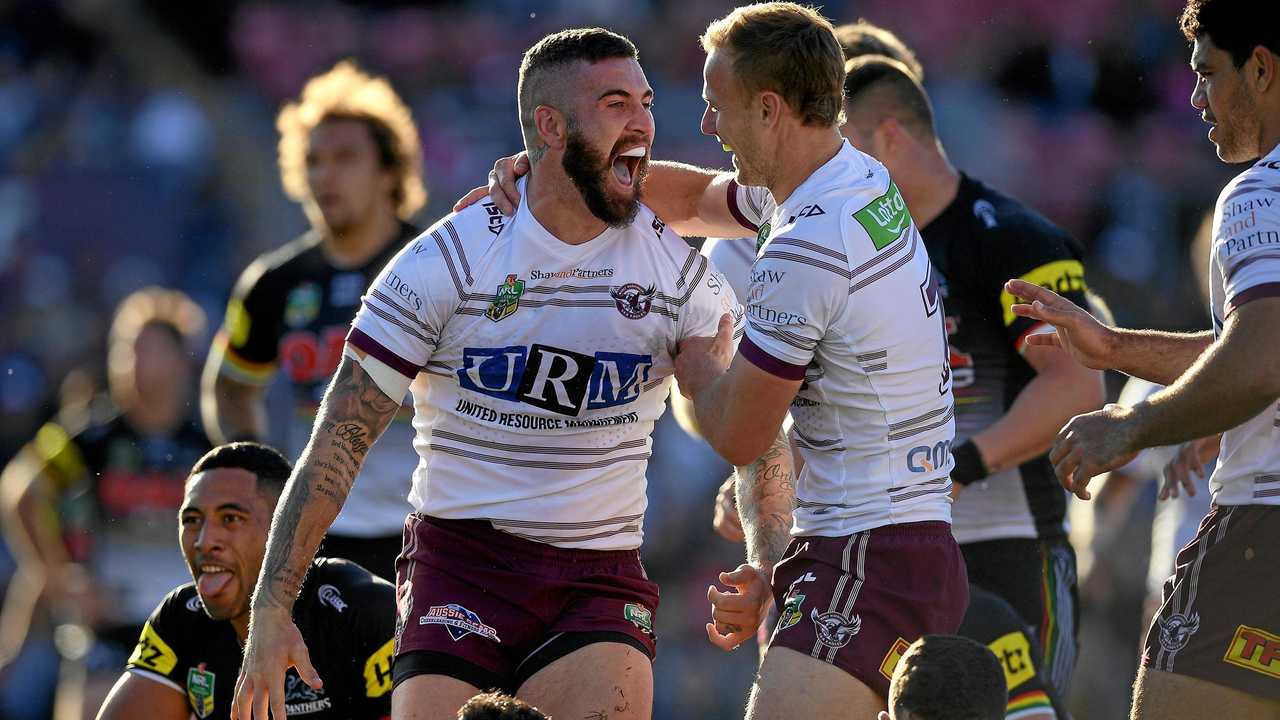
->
xmin=610 ymin=283 xmax=657 ymax=320
xmin=811 ymin=609 xmax=862 ymax=649
xmin=1158 ymin=612 xmax=1201 ymax=653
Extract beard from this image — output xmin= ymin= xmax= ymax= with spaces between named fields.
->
xmin=1211 ymin=88 xmax=1263 ymax=163
xmin=562 ymin=126 xmax=647 ymax=228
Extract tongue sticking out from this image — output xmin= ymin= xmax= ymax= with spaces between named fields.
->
xmin=198 ymin=571 xmax=233 ymax=598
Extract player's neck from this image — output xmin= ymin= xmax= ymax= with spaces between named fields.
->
xmin=526 ymin=161 xmax=608 ymax=245
xmin=319 ymin=208 xmax=399 ymax=268
xmin=897 ymin=141 xmax=960 ymax=229
xmin=231 ymin=612 xmax=250 ymax=645
xmin=766 ymin=126 xmax=843 ymax=206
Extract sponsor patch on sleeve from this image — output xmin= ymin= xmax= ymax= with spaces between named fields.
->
xmin=1223 ymin=624 xmax=1280 ymax=679
xmin=853 ymin=182 xmax=912 ymax=251
xmin=999 ymin=259 xmax=1086 ymax=326
xmin=989 ymin=630 xmax=1037 ymax=690
xmin=363 ymin=638 xmax=395 ymax=697
xmin=127 ymin=621 xmax=179 ymax=675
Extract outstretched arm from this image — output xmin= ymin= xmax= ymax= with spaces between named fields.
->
xmin=233 ymin=350 xmax=401 ymax=720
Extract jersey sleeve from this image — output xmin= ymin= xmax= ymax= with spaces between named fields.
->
xmin=124 ymin=590 xmax=193 ymax=696
xmin=726 ymin=180 xmax=776 ymax=234
xmin=347 ymin=235 xmax=449 ymax=384
xmin=1215 ymin=180 xmax=1280 ymax=317
xmin=990 ymin=223 xmax=1088 ymax=352
xmin=739 ymin=232 xmax=849 ymax=381
xmin=341 ymin=574 xmax=396 ymax=718
xmin=216 ymin=259 xmax=284 ymax=385
xmin=676 ymin=250 xmax=745 ymax=344
xmin=958 ymin=587 xmax=1058 ymax=718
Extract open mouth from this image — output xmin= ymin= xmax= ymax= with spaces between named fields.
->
xmin=196 ymin=563 xmax=234 ymax=598
xmin=611 ymin=145 xmax=646 ymax=188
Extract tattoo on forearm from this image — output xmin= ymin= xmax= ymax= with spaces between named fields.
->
xmin=735 ymin=431 xmax=795 ymax=568
xmin=254 ymin=357 xmax=402 ymax=609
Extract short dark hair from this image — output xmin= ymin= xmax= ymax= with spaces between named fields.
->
xmin=1180 ymin=0 xmax=1280 ymax=68
xmin=835 ymin=20 xmax=924 ymax=80
xmin=518 ymin=28 xmax=638 ymax=162
xmin=843 ymin=55 xmax=937 ymax=139
xmin=701 ymin=2 xmax=846 ymax=128
xmin=189 ymin=442 xmax=293 ymax=500
xmin=457 ymin=692 xmax=548 ymax=720
xmin=891 ymin=635 xmax=1007 ymax=720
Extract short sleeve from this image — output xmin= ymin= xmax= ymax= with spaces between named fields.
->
xmin=726 ymin=180 xmax=776 ymax=235
xmin=1216 ymin=183 xmax=1280 ymax=317
xmin=216 ymin=260 xmax=283 ymax=385
xmin=347 ymin=237 xmax=446 ymax=381
xmin=740 ymin=237 xmax=848 ymax=381
xmin=344 ymin=576 xmax=396 ymax=718
xmin=677 ymin=252 xmax=744 ymax=344
xmin=124 ymin=591 xmax=191 ymax=695
xmin=991 ymin=226 xmax=1088 ymax=351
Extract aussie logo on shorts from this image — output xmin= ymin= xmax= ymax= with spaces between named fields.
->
xmin=811 ymin=609 xmax=861 ymax=649
xmin=1158 ymin=612 xmax=1201 ymax=653
xmin=420 ymin=603 xmax=501 ymax=643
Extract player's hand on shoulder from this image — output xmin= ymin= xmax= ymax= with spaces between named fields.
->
xmin=712 ymin=475 xmax=744 ymax=543
xmin=705 ymin=563 xmax=772 ymax=652
xmin=1004 ymin=278 xmax=1117 ymax=371
xmin=452 ymin=151 xmax=529 ymax=215
xmin=232 ymin=606 xmax=322 ymax=720
xmin=674 ymin=312 xmax=735 ymax=398
xmin=1160 ymin=434 xmax=1221 ymax=500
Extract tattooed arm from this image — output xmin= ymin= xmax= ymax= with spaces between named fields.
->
xmin=232 ymin=352 xmax=401 ymax=720
xmin=734 ymin=429 xmax=795 ymax=572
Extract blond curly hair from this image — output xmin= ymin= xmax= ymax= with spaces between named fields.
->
xmin=276 ymin=60 xmax=426 ymax=220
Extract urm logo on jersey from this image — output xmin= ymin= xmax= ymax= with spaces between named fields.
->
xmin=458 ymin=344 xmax=653 ymax=416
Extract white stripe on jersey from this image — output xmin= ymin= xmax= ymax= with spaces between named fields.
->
xmin=349 ymin=184 xmax=742 ymax=549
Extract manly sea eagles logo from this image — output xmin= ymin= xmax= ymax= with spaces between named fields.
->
xmin=1158 ymin=612 xmax=1201 ymax=653
xmin=811 ymin=609 xmax=862 ymax=649
xmin=610 ymin=283 xmax=657 ymax=320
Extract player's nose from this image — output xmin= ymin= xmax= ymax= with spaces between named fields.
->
xmin=700 ymin=104 xmax=716 ymax=137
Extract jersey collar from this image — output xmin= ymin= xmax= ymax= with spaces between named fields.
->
xmin=771 ymin=140 xmax=867 ymax=225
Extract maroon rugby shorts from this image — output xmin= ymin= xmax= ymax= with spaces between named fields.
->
xmin=768 ymin=521 xmax=969 ymax=698
xmin=393 ymin=514 xmax=659 ymax=693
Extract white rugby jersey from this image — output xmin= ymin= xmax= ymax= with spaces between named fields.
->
xmin=348 ymin=178 xmax=741 ymax=550
xmin=1206 ymin=142 xmax=1280 ymax=507
xmin=701 ymin=236 xmax=756 ymax=301
xmin=729 ymin=141 xmax=956 ymax=536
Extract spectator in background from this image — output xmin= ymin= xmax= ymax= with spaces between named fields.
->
xmin=201 ymin=60 xmax=426 ymax=581
xmin=880 ymin=635 xmax=1008 ymax=720
xmin=0 ymin=287 xmax=211 ymax=716
xmin=457 ymin=692 xmax=549 ymax=720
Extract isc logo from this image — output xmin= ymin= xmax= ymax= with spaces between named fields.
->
xmin=458 ymin=344 xmax=653 ymax=416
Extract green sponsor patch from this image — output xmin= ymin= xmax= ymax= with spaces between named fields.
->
xmin=853 ymin=182 xmax=912 ymax=250
xmin=624 ymin=603 xmax=653 ymax=635
xmin=755 ymin=221 xmax=772 ymax=254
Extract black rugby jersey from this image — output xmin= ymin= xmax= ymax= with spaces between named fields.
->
xmin=125 ymin=558 xmax=394 ymax=720
xmin=921 ymin=174 xmax=1088 ymax=542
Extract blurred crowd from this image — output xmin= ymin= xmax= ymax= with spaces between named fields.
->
xmin=0 ymin=0 xmax=1244 ymax=718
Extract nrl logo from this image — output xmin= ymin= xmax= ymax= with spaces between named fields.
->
xmin=610 ymin=283 xmax=656 ymax=320
xmin=486 ymin=274 xmax=525 ymax=323
xmin=811 ymin=609 xmax=862 ymax=649
xmin=1158 ymin=612 xmax=1201 ymax=653
xmin=755 ymin=222 xmax=772 ymax=254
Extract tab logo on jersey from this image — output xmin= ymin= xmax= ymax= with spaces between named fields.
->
xmin=128 ymin=622 xmax=178 ymax=674
xmin=990 ymin=631 xmax=1036 ymax=690
xmin=999 ymin=260 xmax=1085 ymax=326
xmin=458 ymin=345 xmax=653 ymax=416
xmin=187 ymin=666 xmax=215 ymax=719
xmin=420 ymin=603 xmax=501 ymax=642
xmin=855 ymin=182 xmax=912 ymax=251
xmin=1224 ymin=624 xmax=1280 ymax=679
xmin=486 ymin=274 xmax=525 ymax=322
xmin=879 ymin=637 xmax=911 ymax=681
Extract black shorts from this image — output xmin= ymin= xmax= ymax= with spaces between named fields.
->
xmin=961 ymin=536 xmax=1079 ymax=699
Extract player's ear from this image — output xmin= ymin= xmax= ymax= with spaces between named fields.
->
xmin=1250 ymin=45 xmax=1277 ymax=94
xmin=534 ymin=105 xmax=568 ymax=152
xmin=759 ymin=91 xmax=784 ymax=128
xmin=876 ymin=711 xmax=891 ymax=720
